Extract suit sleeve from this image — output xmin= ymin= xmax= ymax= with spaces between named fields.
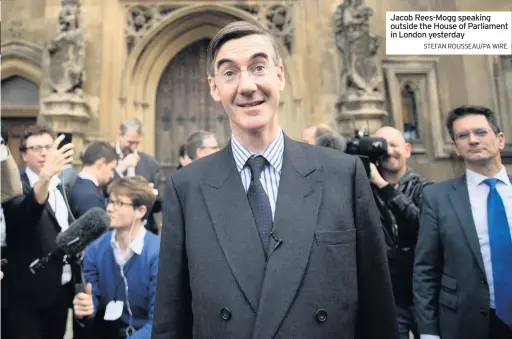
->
xmin=352 ymin=158 xmax=399 ymax=339
xmin=72 ymin=193 xmax=106 ymax=218
xmin=151 ymin=175 xmax=192 ymax=339
xmin=413 ymin=187 xmax=442 ymax=336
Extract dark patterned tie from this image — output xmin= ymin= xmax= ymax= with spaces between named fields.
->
xmin=246 ymin=156 xmax=273 ymax=256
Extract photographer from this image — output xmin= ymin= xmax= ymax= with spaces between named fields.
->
xmin=369 ymin=126 xmax=432 ymax=339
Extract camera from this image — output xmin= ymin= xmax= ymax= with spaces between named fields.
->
xmin=345 ymin=128 xmax=388 ymax=178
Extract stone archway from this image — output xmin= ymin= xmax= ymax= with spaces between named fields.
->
xmin=118 ymin=3 xmax=303 ymax=158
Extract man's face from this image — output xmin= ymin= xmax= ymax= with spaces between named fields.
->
xmin=374 ymin=128 xmax=411 ymax=173
xmin=208 ymin=34 xmax=285 ymax=137
xmin=21 ymin=133 xmax=54 ymax=174
xmin=302 ymin=127 xmax=316 ymax=145
xmin=196 ymin=136 xmax=220 ymax=160
xmin=118 ymin=129 xmax=142 ymax=155
xmin=107 ymin=193 xmax=138 ymax=229
xmin=97 ymin=159 xmax=117 ymax=186
xmin=452 ymin=114 xmax=504 ymax=165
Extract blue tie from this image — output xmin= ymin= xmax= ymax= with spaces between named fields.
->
xmin=484 ymin=178 xmax=512 ymax=328
xmin=246 ymin=156 xmax=273 ymax=257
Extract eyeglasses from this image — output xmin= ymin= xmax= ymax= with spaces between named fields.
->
xmin=214 ymin=64 xmax=274 ymax=85
xmin=25 ymin=145 xmax=53 ymax=153
xmin=107 ymin=200 xmax=134 ymax=209
xmin=454 ymin=128 xmax=493 ymax=140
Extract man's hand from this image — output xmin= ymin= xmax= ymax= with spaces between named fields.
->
xmin=73 ymin=283 xmax=94 ymax=318
xmin=117 ymin=153 xmax=140 ymax=174
xmin=39 ymin=134 xmax=74 ymax=180
xmin=370 ymin=163 xmax=389 ymax=189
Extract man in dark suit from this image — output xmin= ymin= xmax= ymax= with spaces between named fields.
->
xmin=1 ymin=125 xmax=74 ymax=339
xmin=69 ymin=141 xmax=117 ymax=218
xmin=151 ymin=21 xmax=398 ymax=339
xmin=112 ymin=118 xmax=161 ymax=234
xmin=414 ymin=105 xmax=512 ymax=339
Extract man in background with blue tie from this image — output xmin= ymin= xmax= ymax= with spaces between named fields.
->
xmin=414 ymin=105 xmax=512 ymax=339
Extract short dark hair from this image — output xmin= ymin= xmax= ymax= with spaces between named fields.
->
xmin=186 ymin=130 xmax=215 ymax=160
xmin=316 ymin=133 xmax=347 ymax=152
xmin=445 ymin=105 xmax=501 ymax=140
xmin=20 ymin=124 xmax=56 ymax=152
xmin=81 ymin=141 xmax=118 ymax=166
xmin=178 ymin=143 xmax=187 ymax=157
xmin=206 ymin=21 xmax=281 ymax=76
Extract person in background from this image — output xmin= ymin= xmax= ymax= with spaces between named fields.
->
xmin=1 ymin=124 xmax=23 ymax=280
xmin=302 ymin=122 xmax=333 ymax=145
xmin=369 ymin=126 xmax=432 ymax=339
xmin=185 ymin=130 xmax=220 ymax=161
xmin=73 ymin=176 xmax=159 ymax=339
xmin=1 ymin=125 xmax=74 ymax=339
xmin=69 ymin=141 xmax=118 ymax=218
xmin=175 ymin=144 xmax=192 ymax=170
xmin=112 ymin=119 xmax=161 ymax=234
xmin=414 ymin=105 xmax=512 ymax=339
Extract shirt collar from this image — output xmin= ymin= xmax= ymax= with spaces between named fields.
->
xmin=78 ymin=172 xmax=99 ymax=186
xmin=466 ymin=166 xmax=511 ymax=188
xmin=231 ymin=129 xmax=284 ymax=174
xmin=26 ymin=167 xmax=61 ymax=189
xmin=110 ymin=227 xmax=146 ymax=255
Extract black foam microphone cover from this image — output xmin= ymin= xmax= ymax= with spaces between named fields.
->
xmin=56 ymin=207 xmax=110 ymax=256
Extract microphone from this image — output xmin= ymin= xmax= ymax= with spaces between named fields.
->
xmin=30 ymin=207 xmax=110 ymax=274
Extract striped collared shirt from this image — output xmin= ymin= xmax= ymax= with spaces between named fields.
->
xmin=231 ymin=130 xmax=284 ymax=220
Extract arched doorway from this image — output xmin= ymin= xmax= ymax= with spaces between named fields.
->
xmin=155 ymin=38 xmax=229 ymax=176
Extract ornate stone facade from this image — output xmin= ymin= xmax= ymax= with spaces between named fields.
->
xmin=1 ymin=0 xmax=511 ymax=180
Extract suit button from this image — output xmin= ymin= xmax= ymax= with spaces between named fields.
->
xmin=220 ymin=308 xmax=232 ymax=321
xmin=480 ymin=278 xmax=487 ymax=285
xmin=479 ymin=308 xmax=487 ymax=317
xmin=316 ymin=309 xmax=328 ymax=323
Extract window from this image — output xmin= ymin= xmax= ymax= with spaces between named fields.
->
xmin=401 ymin=83 xmax=420 ymax=141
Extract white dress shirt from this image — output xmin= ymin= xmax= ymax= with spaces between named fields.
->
xmin=421 ymin=166 xmax=512 ymax=339
xmin=116 ymin=144 xmax=137 ymax=177
xmin=110 ymin=227 xmax=146 ymax=267
xmin=26 ymin=168 xmax=72 ymax=285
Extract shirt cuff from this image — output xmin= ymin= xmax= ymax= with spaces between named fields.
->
xmin=0 ymin=149 xmax=8 ymax=162
xmin=420 ymin=335 xmax=441 ymax=339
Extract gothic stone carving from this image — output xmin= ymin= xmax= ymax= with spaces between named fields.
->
xmin=44 ymin=0 xmax=85 ymax=97
xmin=236 ymin=4 xmax=295 ymax=54
xmin=334 ymin=0 xmax=383 ymax=100
xmin=125 ymin=4 xmax=183 ymax=54
xmin=124 ymin=3 xmax=295 ymax=55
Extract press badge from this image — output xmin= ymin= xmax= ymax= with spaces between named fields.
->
xmin=104 ymin=300 xmax=124 ymax=321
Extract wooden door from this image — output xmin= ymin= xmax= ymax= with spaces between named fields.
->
xmin=155 ymin=39 xmax=229 ymax=178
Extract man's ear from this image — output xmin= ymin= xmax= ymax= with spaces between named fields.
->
xmin=95 ymin=157 xmax=106 ymax=169
xmin=208 ymin=76 xmax=221 ymax=102
xmin=277 ymin=64 xmax=285 ymax=92
xmin=452 ymin=141 xmax=461 ymax=157
xmin=404 ymin=143 xmax=412 ymax=159
xmin=136 ymin=205 xmax=148 ymax=220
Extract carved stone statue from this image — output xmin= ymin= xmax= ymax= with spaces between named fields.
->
xmin=334 ymin=0 xmax=382 ymax=99
xmin=45 ymin=0 xmax=85 ymax=96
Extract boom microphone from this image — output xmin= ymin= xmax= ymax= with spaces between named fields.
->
xmin=30 ymin=207 xmax=110 ymax=274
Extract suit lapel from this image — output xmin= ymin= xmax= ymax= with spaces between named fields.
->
xmin=201 ymin=144 xmax=267 ymax=312
xmin=21 ymin=173 xmax=61 ymax=230
xmin=449 ymin=176 xmax=485 ymax=274
xmin=253 ymin=137 xmax=322 ymax=339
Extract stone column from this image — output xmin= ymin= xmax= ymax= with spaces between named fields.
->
xmin=40 ymin=0 xmax=91 ymax=162
xmin=333 ymin=0 xmax=387 ymax=138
